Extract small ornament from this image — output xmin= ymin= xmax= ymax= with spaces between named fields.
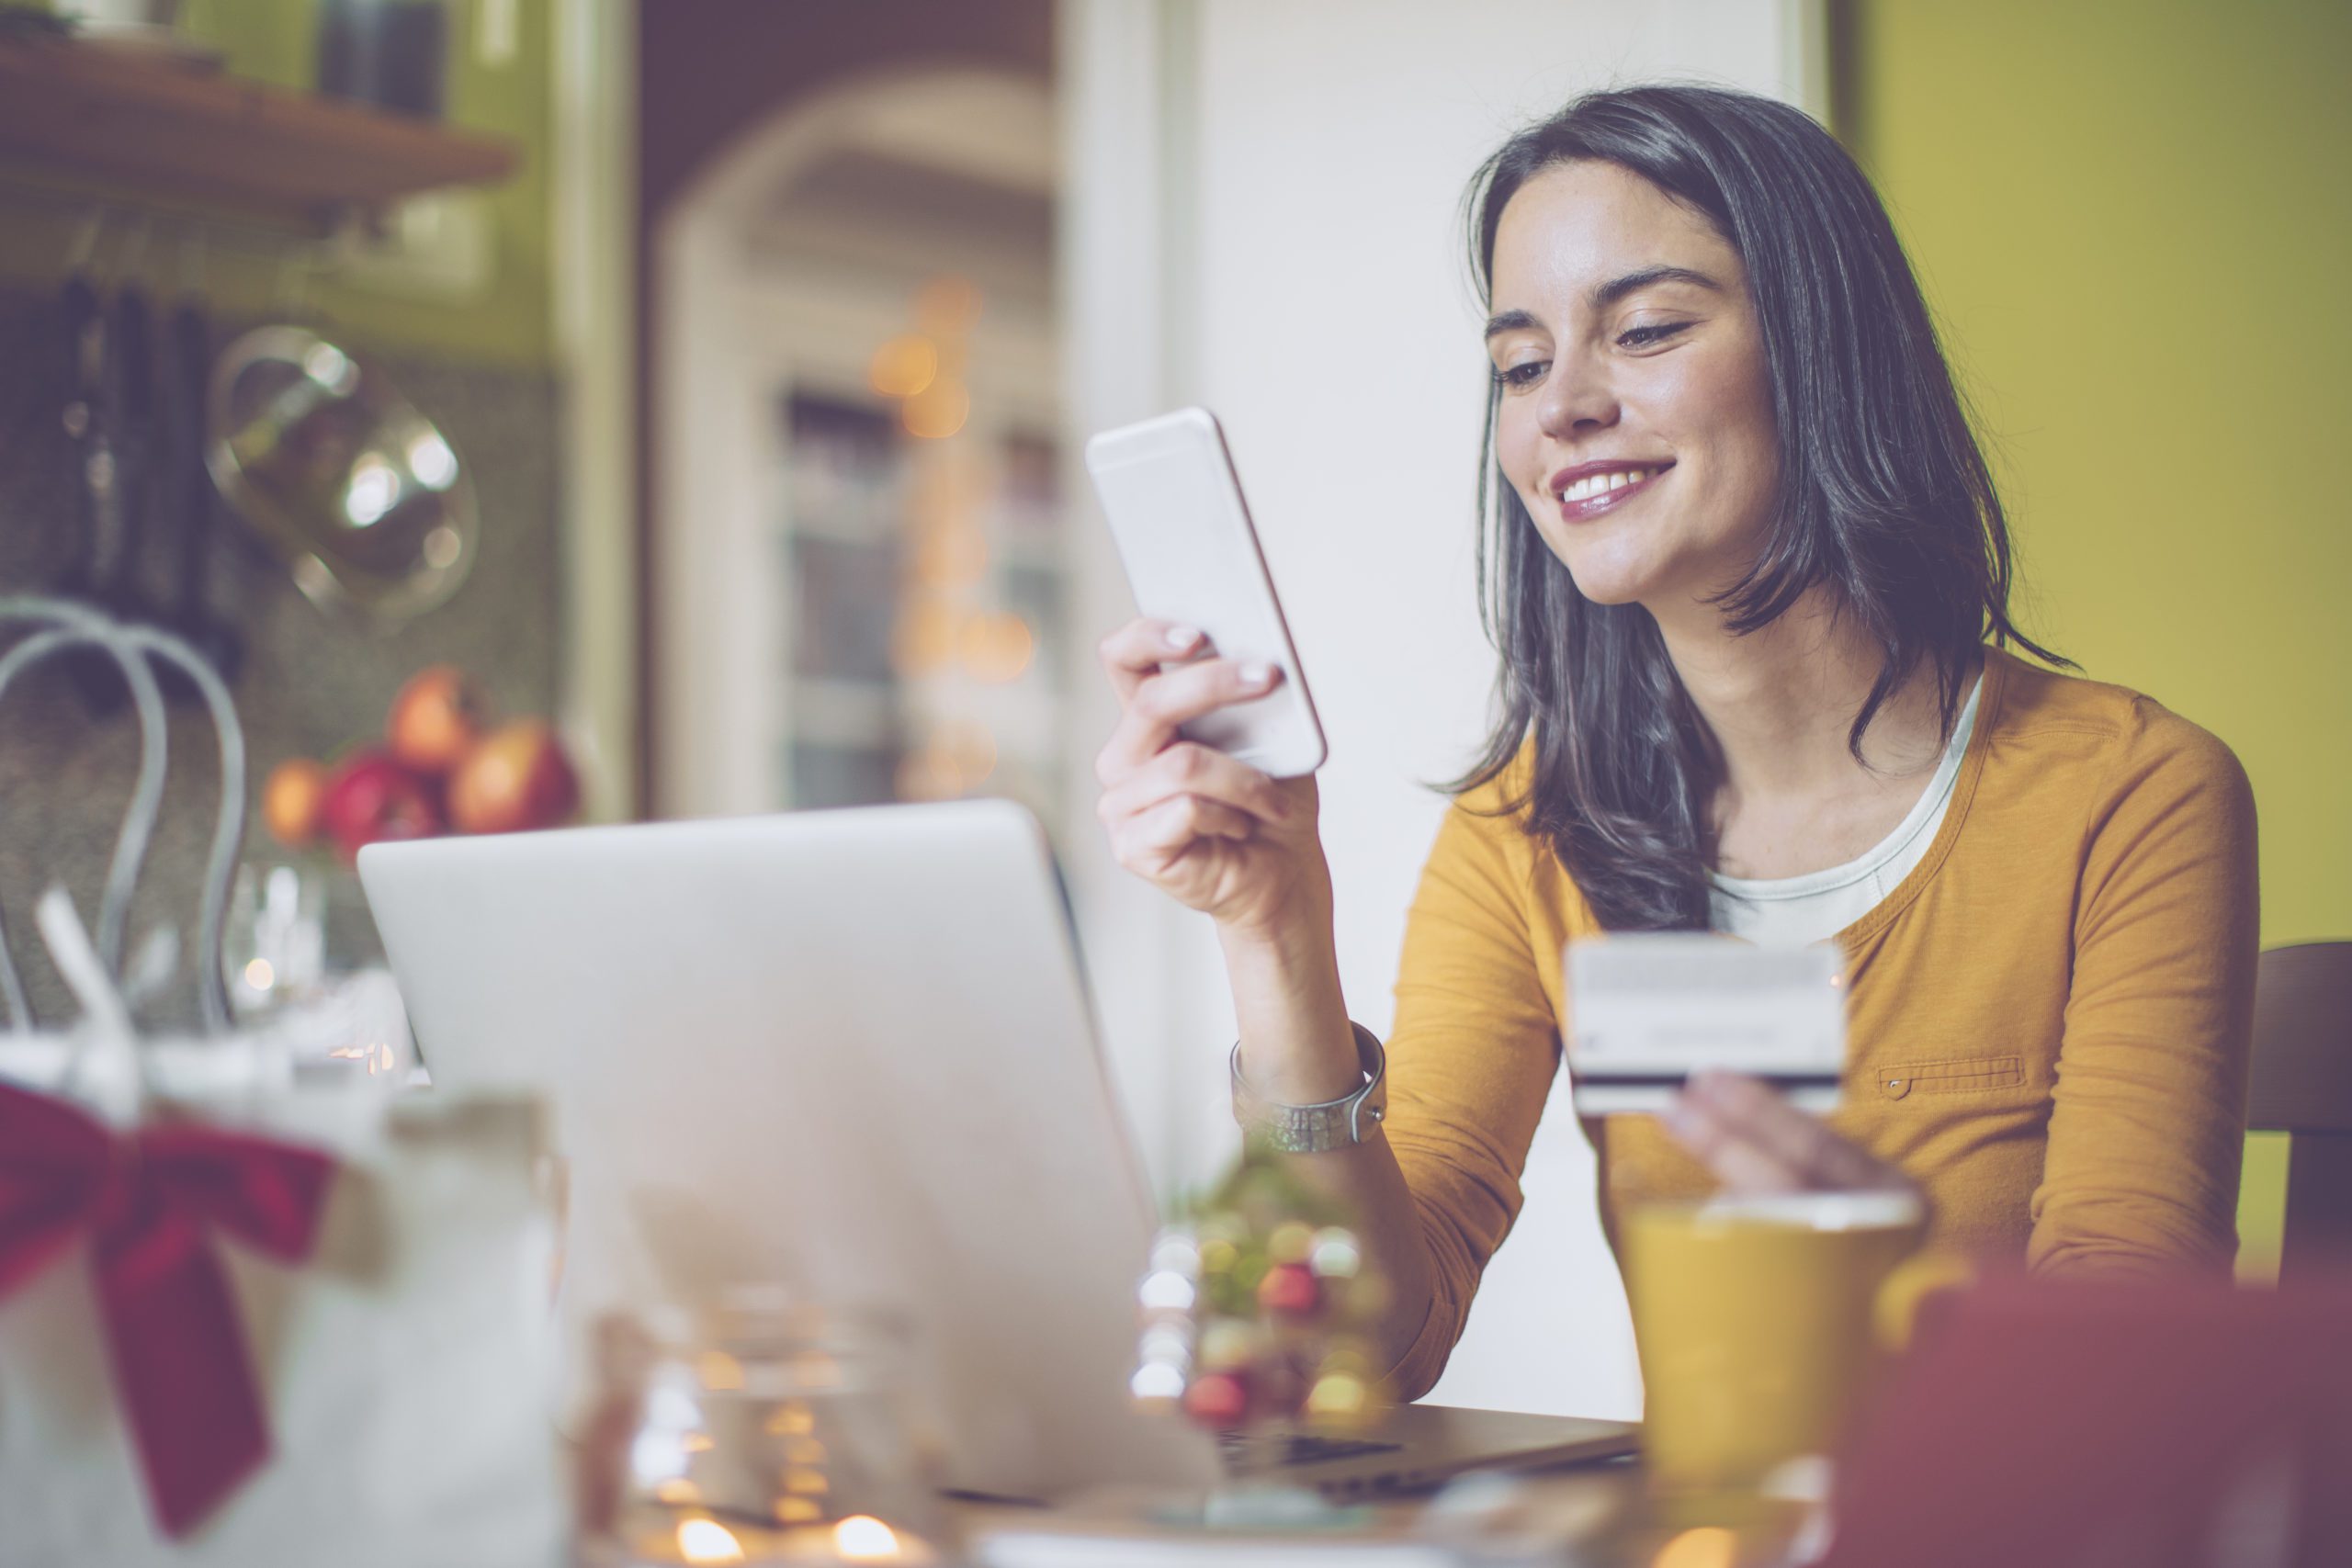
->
xmin=1256 ymin=1261 xmax=1322 ymax=1320
xmin=1182 ymin=1369 xmax=1252 ymax=1427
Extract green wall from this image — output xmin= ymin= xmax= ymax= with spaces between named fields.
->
xmin=0 ymin=0 xmax=553 ymax=367
xmin=1837 ymin=0 xmax=2352 ymax=1278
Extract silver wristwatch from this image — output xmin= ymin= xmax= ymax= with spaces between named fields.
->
xmin=1229 ymin=1023 xmax=1388 ymax=1153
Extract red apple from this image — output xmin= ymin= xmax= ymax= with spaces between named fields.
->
xmin=321 ymin=750 xmax=445 ymax=863
xmin=448 ymin=719 xmax=580 ymax=835
xmin=262 ymin=757 xmax=329 ymax=849
xmin=387 ymin=665 xmax=488 ymax=776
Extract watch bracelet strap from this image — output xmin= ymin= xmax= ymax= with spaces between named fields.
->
xmin=1229 ymin=1022 xmax=1388 ymax=1152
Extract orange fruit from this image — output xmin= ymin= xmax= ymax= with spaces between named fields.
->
xmin=262 ymin=758 xmax=329 ymax=849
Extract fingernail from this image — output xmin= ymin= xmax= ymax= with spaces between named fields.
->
xmin=1238 ymin=662 xmax=1275 ymax=689
xmin=1166 ymin=626 xmax=1202 ymax=651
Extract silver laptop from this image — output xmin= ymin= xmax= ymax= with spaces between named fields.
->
xmin=358 ymin=801 xmax=1633 ymax=1501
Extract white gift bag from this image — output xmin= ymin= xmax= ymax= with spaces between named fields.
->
xmin=0 ymin=599 xmax=563 ymax=1566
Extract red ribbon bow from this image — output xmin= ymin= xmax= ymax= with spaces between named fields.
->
xmin=0 ymin=1078 xmax=336 ymax=1538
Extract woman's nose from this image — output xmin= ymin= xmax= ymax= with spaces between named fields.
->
xmin=1537 ymin=352 xmax=1619 ymax=438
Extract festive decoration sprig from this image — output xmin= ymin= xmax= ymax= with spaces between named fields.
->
xmin=1131 ymin=1140 xmax=1393 ymax=1434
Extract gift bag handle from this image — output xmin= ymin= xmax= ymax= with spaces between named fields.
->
xmin=0 ymin=595 xmax=245 ymax=1033
xmin=0 ymin=614 xmax=169 ymax=983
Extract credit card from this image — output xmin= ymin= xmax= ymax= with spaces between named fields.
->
xmin=1565 ymin=934 xmax=1847 ymax=1114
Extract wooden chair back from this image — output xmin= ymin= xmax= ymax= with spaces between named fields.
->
xmin=2246 ymin=942 xmax=2352 ymax=1280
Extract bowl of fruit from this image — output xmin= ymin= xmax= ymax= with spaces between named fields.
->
xmin=263 ymin=666 xmax=582 ymax=863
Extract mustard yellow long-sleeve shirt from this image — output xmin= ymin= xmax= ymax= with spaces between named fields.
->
xmin=1382 ymin=647 xmax=2260 ymax=1398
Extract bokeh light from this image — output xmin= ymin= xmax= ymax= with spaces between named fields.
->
xmin=891 ymin=596 xmax=960 ymax=677
xmin=1150 ymin=1235 xmax=1201 ymax=1275
xmin=674 ymin=1517 xmax=743 ymax=1564
xmin=958 ymin=612 xmax=1035 ymax=682
xmin=895 ymin=749 xmax=959 ymax=801
xmin=832 ymin=1516 xmax=903 ymax=1562
xmin=867 ymin=334 xmax=939 ymax=400
xmin=901 ymin=378 xmax=969 ymax=440
xmin=343 ymin=455 xmax=399 ymax=527
xmin=406 ymin=432 xmax=458 ymax=491
xmin=1130 ymin=1362 xmax=1185 ymax=1402
xmin=1139 ymin=1270 xmax=1196 ymax=1312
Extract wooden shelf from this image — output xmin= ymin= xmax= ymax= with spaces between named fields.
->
xmin=0 ymin=37 xmax=517 ymax=228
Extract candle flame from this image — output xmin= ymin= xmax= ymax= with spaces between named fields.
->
xmin=833 ymin=1515 xmax=900 ymax=1561
xmin=675 ymin=1517 xmax=745 ymax=1564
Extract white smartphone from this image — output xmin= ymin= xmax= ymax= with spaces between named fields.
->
xmin=1083 ymin=407 xmax=1328 ymax=777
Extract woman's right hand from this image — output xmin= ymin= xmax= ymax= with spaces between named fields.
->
xmin=1094 ymin=618 xmax=1329 ymax=940
xmin=1098 ymin=624 xmax=1428 ymax=1365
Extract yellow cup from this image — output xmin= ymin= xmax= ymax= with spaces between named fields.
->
xmin=1625 ymin=1191 xmax=1929 ymax=1497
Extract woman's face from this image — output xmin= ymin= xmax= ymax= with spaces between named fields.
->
xmin=1485 ymin=160 xmax=1780 ymax=613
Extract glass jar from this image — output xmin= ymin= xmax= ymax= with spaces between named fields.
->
xmin=224 ymin=861 xmax=326 ymax=1017
xmin=605 ymin=1292 xmax=951 ymax=1565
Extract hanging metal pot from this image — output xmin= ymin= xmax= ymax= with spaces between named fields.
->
xmin=206 ymin=324 xmax=477 ymax=627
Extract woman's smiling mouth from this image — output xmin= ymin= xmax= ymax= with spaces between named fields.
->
xmin=1550 ymin=459 xmax=1673 ymax=522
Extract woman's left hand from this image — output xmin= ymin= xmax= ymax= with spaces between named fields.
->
xmin=1660 ymin=1069 xmax=1922 ymax=1199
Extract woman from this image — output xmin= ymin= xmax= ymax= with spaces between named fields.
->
xmin=1092 ymin=85 xmax=2257 ymax=1400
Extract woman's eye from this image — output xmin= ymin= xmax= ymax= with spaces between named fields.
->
xmin=1617 ymin=321 xmax=1692 ymax=350
xmin=1490 ymin=360 xmax=1549 ymax=390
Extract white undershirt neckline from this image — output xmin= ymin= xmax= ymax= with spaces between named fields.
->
xmin=1707 ymin=671 xmax=1985 ymax=949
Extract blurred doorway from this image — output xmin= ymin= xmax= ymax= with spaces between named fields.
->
xmin=651 ymin=66 xmax=1066 ymax=827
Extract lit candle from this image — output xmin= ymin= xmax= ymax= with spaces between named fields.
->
xmin=827 ymin=1516 xmax=936 ymax=1564
xmin=636 ymin=1512 xmax=940 ymax=1566
xmin=775 ymin=1515 xmax=938 ymax=1565
xmin=676 ymin=1517 xmax=748 ymax=1564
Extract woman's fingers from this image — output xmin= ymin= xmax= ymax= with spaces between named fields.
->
xmin=1659 ymin=1093 xmax=1806 ymax=1194
xmin=1661 ymin=1071 xmax=1913 ymax=1195
xmin=1699 ymin=1070 xmax=1907 ymax=1190
xmin=1690 ymin=1070 xmax=1892 ymax=1189
xmin=1096 ymin=657 xmax=1284 ymax=781
xmin=1110 ymin=793 xmax=1257 ymax=875
xmin=1098 ymin=618 xmax=1206 ymax=702
xmin=1096 ymin=742 xmax=1289 ymax=830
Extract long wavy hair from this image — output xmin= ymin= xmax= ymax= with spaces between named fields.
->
xmin=1453 ymin=85 xmax=2064 ymax=931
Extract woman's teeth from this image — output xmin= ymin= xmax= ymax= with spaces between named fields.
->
xmin=1561 ymin=466 xmax=1662 ymax=502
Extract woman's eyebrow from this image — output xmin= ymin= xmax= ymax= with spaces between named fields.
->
xmin=1484 ymin=266 xmax=1723 ymax=340
xmin=1483 ymin=308 xmax=1543 ymax=341
xmin=1589 ymin=265 xmax=1722 ymax=309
